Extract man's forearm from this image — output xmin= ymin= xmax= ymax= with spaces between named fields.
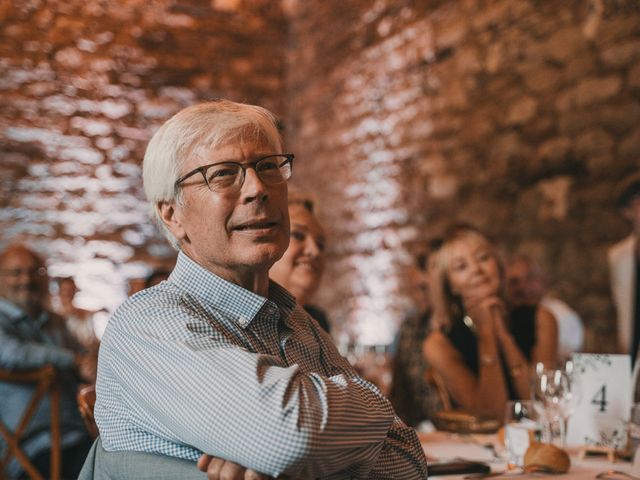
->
xmin=367 ymin=417 xmax=428 ymax=479
xmin=101 ymin=326 xmax=400 ymax=477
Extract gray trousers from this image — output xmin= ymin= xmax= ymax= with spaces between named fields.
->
xmin=79 ymin=437 xmax=207 ymax=480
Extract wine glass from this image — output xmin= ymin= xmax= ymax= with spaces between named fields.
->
xmin=505 ymin=400 xmax=537 ymax=468
xmin=532 ymin=367 xmax=579 ymax=447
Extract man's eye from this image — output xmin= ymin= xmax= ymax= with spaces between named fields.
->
xmin=208 ymin=167 xmax=237 ymax=180
xmin=257 ymin=160 xmax=279 ymax=171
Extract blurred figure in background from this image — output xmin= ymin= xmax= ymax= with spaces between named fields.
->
xmin=127 ymin=277 xmax=147 ymax=296
xmin=54 ymin=276 xmax=100 ymax=382
xmin=127 ymin=265 xmax=174 ymax=297
xmin=54 ymin=277 xmax=99 ymax=350
xmin=0 ymin=244 xmax=92 ymax=479
xmin=269 ymin=195 xmax=330 ymax=332
xmin=609 ymin=173 xmax=640 ymax=360
xmin=505 ymin=254 xmax=584 ymax=361
xmin=389 ymin=238 xmax=444 ymax=427
xmin=145 ymin=268 xmax=171 ymax=289
xmin=423 ymin=225 xmax=557 ymax=420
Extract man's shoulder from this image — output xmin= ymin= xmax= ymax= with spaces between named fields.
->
xmin=540 ymin=296 xmax=581 ymax=322
xmin=608 ymin=235 xmax=635 ymax=261
xmin=109 ymin=285 xmax=197 ymax=330
xmin=0 ymin=300 xmax=23 ymax=324
xmin=105 ymin=282 xmax=227 ymax=342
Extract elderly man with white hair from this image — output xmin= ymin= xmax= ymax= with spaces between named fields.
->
xmin=88 ymin=100 xmax=427 ymax=479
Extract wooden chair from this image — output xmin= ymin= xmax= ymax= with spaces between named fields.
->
xmin=0 ymin=365 xmax=61 ymax=480
xmin=77 ymin=384 xmax=99 ymax=440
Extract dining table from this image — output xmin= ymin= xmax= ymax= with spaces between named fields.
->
xmin=419 ymin=430 xmax=639 ymax=479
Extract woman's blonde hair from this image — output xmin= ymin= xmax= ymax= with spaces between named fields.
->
xmin=429 ymin=225 xmax=504 ymax=331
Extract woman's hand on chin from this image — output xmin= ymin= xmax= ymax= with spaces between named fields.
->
xmin=465 ymin=296 xmax=506 ymax=331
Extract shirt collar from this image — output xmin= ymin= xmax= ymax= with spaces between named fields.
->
xmin=169 ymin=251 xmax=296 ymax=328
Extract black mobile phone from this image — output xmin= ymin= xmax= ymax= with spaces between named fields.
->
xmin=427 ymin=460 xmax=491 ymax=476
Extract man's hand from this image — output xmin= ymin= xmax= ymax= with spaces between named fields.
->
xmin=197 ymin=454 xmax=273 ymax=480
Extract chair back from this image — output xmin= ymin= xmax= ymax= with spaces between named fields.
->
xmin=0 ymin=365 xmax=61 ymax=480
xmin=77 ymin=384 xmax=99 ymax=439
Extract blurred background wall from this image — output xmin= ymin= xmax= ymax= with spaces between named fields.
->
xmin=1 ymin=0 xmax=639 ymax=350
xmin=0 ymin=0 xmax=287 ymax=312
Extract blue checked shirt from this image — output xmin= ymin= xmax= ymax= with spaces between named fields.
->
xmin=95 ymin=251 xmax=427 ymax=478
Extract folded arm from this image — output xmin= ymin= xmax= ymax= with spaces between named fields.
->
xmin=97 ymin=304 xmax=425 ymax=478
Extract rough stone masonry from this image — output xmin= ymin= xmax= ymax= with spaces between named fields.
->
xmin=1 ymin=0 xmax=639 ymax=351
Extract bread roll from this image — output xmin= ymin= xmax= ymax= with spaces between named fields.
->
xmin=524 ymin=442 xmax=570 ymax=473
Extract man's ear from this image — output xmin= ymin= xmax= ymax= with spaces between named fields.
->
xmin=158 ymin=201 xmax=187 ymax=243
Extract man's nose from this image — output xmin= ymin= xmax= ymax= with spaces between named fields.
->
xmin=240 ymin=167 xmax=269 ymax=203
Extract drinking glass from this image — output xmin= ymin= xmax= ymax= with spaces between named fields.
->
xmin=532 ymin=367 xmax=579 ymax=447
xmin=505 ymin=400 xmax=538 ymax=468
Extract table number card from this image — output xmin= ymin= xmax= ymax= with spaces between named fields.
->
xmin=566 ymin=354 xmax=631 ymax=450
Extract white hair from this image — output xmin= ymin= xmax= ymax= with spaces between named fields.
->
xmin=143 ymin=100 xmax=283 ymax=249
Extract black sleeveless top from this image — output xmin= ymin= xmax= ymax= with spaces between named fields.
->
xmin=446 ymin=305 xmax=537 ymax=398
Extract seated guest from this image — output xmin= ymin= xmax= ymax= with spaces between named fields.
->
xmin=54 ymin=276 xmax=100 ymax=382
xmin=269 ymin=194 xmax=331 ymax=332
xmin=506 ymin=254 xmax=584 ymax=361
xmin=423 ymin=225 xmax=557 ymax=420
xmin=94 ymin=100 xmax=427 ymax=478
xmin=55 ymin=277 xmax=99 ymax=348
xmin=127 ymin=277 xmax=147 ymax=296
xmin=144 ymin=267 xmax=172 ymax=289
xmin=608 ymin=173 xmax=640 ymax=357
xmin=0 ymin=244 xmax=92 ymax=478
xmin=389 ymin=239 xmax=444 ymax=427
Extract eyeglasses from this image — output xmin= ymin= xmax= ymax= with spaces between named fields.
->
xmin=175 ymin=154 xmax=294 ymax=193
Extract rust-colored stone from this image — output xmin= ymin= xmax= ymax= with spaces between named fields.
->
xmin=1 ymin=0 xmax=639 ymax=352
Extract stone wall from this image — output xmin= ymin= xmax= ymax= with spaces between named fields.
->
xmin=1 ymin=0 xmax=639 ymax=351
xmin=285 ymin=0 xmax=640 ymax=349
xmin=0 ymin=0 xmax=287 ymax=311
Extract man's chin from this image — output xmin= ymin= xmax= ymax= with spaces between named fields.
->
xmin=244 ymin=244 xmax=287 ymax=268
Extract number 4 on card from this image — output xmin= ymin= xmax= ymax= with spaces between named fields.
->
xmin=591 ymin=385 xmax=608 ymax=413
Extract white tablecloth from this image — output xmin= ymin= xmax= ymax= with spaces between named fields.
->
xmin=420 ymin=431 xmax=637 ymax=479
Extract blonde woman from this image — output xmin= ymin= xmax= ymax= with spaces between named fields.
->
xmin=423 ymin=225 xmax=557 ymax=419
xmin=269 ymin=195 xmax=329 ymax=332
